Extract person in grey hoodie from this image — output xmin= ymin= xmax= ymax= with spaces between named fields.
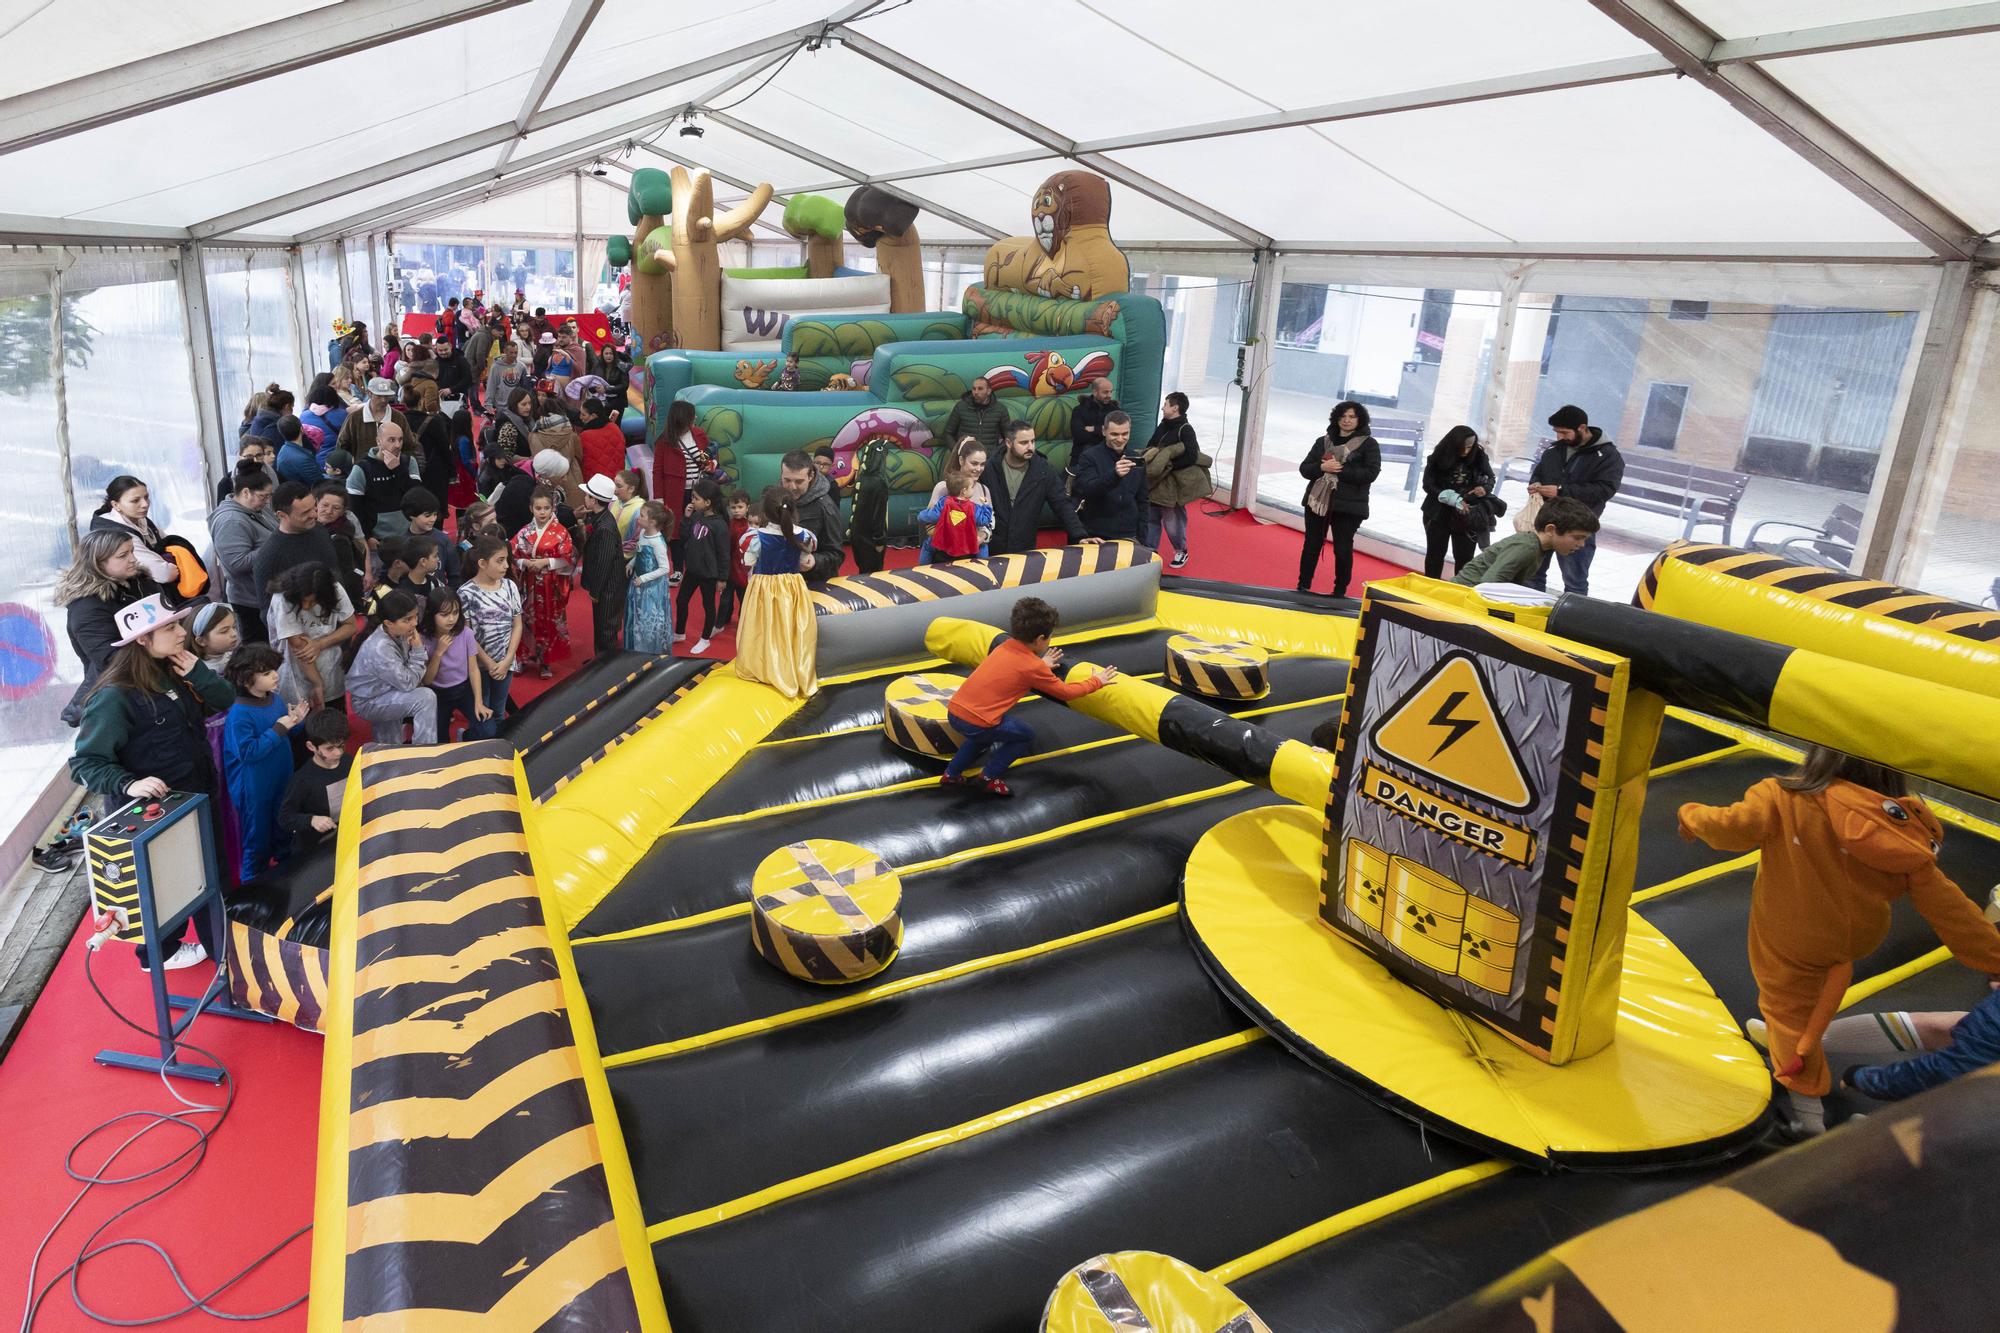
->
xmin=209 ymin=462 xmax=278 ymax=641
xmin=779 ymin=449 xmax=845 ymax=585
xmin=942 ymin=377 xmax=1008 ymax=454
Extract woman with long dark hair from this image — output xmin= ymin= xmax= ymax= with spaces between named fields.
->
xmin=1419 ymin=424 xmax=1498 ymax=579
xmin=89 ymin=475 xmax=179 ymax=590
xmin=55 ymin=529 xmax=149 ymax=722
xmin=1296 ymin=400 xmax=1380 ymax=598
xmin=68 ymin=595 xmax=235 ymax=970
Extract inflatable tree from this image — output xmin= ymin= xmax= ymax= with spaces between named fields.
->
xmin=606 ymin=165 xmax=773 ymax=352
xmin=783 ymin=194 xmax=846 ymax=280
xmin=845 ymin=185 xmax=923 ymax=314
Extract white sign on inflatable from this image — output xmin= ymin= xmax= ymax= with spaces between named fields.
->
xmin=720 ymin=273 xmax=894 ymax=351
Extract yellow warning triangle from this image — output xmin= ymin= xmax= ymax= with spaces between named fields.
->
xmin=1371 ymin=653 xmax=1535 ymax=810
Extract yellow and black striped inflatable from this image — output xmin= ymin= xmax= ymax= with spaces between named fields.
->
xmin=749 ymin=839 xmax=904 ymax=984
xmin=540 ymin=668 xmax=706 ymax=799
xmin=1163 ymin=633 xmax=1270 ymax=701
xmin=1041 ymin=1251 xmax=1272 ymax=1333
xmin=320 ymin=741 xmax=651 ymax=1329
xmin=226 ymin=919 xmax=329 ymax=1032
xmin=811 ymin=540 xmax=1149 ymax=616
xmin=882 ymin=672 xmax=967 ymax=759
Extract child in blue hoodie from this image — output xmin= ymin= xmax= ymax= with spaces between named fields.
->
xmin=222 ymin=644 xmax=308 ymax=881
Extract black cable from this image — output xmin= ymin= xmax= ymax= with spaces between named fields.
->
xmin=16 ymin=944 xmax=311 ymax=1330
xmin=704 ymin=41 xmax=807 ymax=115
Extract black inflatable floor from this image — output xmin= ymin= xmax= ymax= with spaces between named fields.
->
xmin=566 ymin=643 xmax=2000 ymax=1333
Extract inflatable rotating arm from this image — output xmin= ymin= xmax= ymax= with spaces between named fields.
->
xmin=923 ymin=616 xmax=1332 ymax=808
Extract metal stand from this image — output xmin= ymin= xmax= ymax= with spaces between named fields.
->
xmin=91 ymin=797 xmax=275 ymax=1083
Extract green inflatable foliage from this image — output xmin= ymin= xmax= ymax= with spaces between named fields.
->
xmin=890 ymin=365 xmax=967 ymax=402
xmin=791 ymin=318 xmax=898 ymax=359
xmin=782 ymin=193 xmax=846 ymax=241
xmin=627 ymin=167 xmax=672 ymax=226
xmin=605 ymin=235 xmax=632 ymax=269
xmin=635 ymin=224 xmax=673 ymax=277
xmin=973 ymin=287 xmax=1104 ymax=338
xmin=920 ymin=319 xmax=966 ymax=342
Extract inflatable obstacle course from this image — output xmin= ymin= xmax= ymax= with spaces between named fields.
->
xmin=310 ymin=540 xmax=2000 ymax=1330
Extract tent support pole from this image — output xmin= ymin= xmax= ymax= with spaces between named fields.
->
xmin=1861 ymin=260 xmax=1977 ymax=581
xmin=1228 ymin=249 xmax=1282 ymax=511
xmin=176 ymin=243 xmax=227 ymax=497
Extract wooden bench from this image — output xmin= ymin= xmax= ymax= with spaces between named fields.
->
xmin=1747 ymin=503 xmax=1861 ymax=570
xmin=1499 ymin=447 xmax=1749 ymax=543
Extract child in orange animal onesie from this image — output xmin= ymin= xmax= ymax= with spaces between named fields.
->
xmin=1680 ymin=745 xmax=2000 ymax=1139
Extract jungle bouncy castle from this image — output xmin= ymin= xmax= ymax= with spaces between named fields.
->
xmin=616 ymin=168 xmax=1165 ymax=535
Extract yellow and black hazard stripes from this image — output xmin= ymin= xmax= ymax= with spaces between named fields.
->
xmin=227 ymin=918 xmax=329 ymax=1031
xmin=1163 ymin=634 xmax=1270 ymax=701
xmin=1042 ymin=1250 xmax=1274 ymax=1333
xmin=539 ymin=670 xmax=705 ymax=801
xmin=810 ymin=540 xmax=1150 ymax=615
xmin=881 ymin=673 xmax=966 ymax=758
xmin=521 ymin=654 xmax=666 ymax=750
xmin=749 ymin=839 xmax=903 ymax=984
xmin=84 ymin=821 xmax=143 ymax=942
xmin=332 ymin=742 xmax=647 ymax=1331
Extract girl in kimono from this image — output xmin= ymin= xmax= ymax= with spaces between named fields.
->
xmin=624 ymin=501 xmax=674 ymax=654
xmin=510 ymin=483 xmax=574 ymax=678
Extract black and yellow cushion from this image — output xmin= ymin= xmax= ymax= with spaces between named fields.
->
xmin=750 ymin=838 xmax=903 ymax=984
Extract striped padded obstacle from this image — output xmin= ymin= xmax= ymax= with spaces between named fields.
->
xmin=749 ymin=839 xmax=904 ymax=984
xmin=810 ymin=540 xmax=1148 ymax=616
xmin=335 ymin=742 xmax=644 ymax=1329
xmin=1163 ymin=632 xmax=1270 ymax=700
xmin=882 ymin=672 xmax=967 ymax=759
xmin=1041 ymin=1251 xmax=1272 ymax=1333
xmin=226 ymin=919 xmax=329 ymax=1032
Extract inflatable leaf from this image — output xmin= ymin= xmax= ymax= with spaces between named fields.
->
xmin=635 ymin=223 xmax=673 ymax=276
xmin=790 ymin=323 xmax=838 ymax=358
xmin=699 ymin=406 xmax=744 ymax=450
xmin=782 ymin=193 xmax=846 ymax=242
xmin=880 ymin=447 xmax=938 ymax=493
xmin=1027 ymin=395 xmax=1074 ymax=444
xmin=921 ymin=319 xmax=964 ymax=342
xmin=628 ymin=167 xmax=672 ymax=226
xmin=891 ymin=365 xmax=967 ymax=403
xmin=835 ymin=320 xmax=896 ymax=359
xmin=606 ymin=234 xmax=632 ymax=269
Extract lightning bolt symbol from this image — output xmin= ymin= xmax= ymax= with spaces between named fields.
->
xmin=1426 ymin=690 xmax=1479 ymax=758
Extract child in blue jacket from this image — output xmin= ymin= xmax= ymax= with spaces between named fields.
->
xmin=1843 ymin=989 xmax=2000 ymax=1101
xmin=222 ymin=644 xmax=309 ymax=881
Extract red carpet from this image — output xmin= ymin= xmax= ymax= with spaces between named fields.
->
xmin=0 ymin=502 xmax=1405 ymax=1329
xmin=0 ymin=918 xmax=320 ymax=1331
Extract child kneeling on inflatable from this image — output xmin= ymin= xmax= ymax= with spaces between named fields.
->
xmin=942 ymin=597 xmax=1117 ymax=798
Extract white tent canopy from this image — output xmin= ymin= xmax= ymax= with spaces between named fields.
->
xmin=0 ymin=0 xmax=1995 ymax=258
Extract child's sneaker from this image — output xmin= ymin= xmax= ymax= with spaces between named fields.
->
xmin=1169 ymin=552 xmax=1189 ymax=569
xmin=981 ymin=777 xmax=1013 ymax=798
xmin=143 ymin=940 xmax=208 ymax=972
xmin=939 ymin=774 xmax=975 ymax=790
xmin=690 ymin=638 xmax=710 ymax=655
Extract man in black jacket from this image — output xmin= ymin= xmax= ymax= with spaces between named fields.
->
xmin=1070 ymin=378 xmax=1118 ymax=458
xmin=942 ymin=378 xmax=1008 ymax=453
xmin=780 ymin=449 xmax=845 ymax=584
xmin=983 ymin=421 xmax=1090 ymax=554
xmin=1070 ymin=412 xmax=1148 ymax=543
xmin=1527 ymin=404 xmax=1624 ymax=595
xmin=578 ymin=474 xmax=626 ymax=658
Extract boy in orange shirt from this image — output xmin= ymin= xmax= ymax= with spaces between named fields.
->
xmin=1680 ymin=745 xmax=2000 ymax=1139
xmin=942 ymin=596 xmax=1118 ymax=798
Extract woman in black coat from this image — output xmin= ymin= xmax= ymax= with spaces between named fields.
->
xmin=1419 ymin=425 xmax=1498 ymax=578
xmin=1297 ymin=400 xmax=1380 ymax=598
xmin=54 ymin=528 xmax=149 ymax=724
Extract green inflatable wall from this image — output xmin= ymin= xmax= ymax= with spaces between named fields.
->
xmin=644 ymin=284 xmax=1166 ymax=537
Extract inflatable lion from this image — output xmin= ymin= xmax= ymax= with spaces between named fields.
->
xmin=983 ymin=170 xmax=1130 ymax=301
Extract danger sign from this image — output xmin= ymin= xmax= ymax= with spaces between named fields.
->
xmin=1369 ymin=651 xmax=1535 ymax=812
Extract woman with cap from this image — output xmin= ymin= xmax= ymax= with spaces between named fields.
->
xmin=55 ymin=530 xmax=149 ymax=724
xmin=68 ymin=594 xmax=236 ymax=971
xmin=533 ymin=328 xmax=557 ymax=377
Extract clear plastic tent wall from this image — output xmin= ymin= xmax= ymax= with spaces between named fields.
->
xmin=0 ymin=0 xmax=1997 ymax=875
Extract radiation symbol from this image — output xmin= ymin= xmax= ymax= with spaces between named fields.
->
xmin=1403 ymin=905 xmax=1440 ymax=934
xmin=1369 ymin=651 xmax=1536 ymax=812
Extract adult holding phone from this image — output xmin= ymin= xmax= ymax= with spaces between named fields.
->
xmin=1297 ymin=400 xmax=1380 ymax=598
xmin=1070 ymin=411 xmax=1148 ymax=544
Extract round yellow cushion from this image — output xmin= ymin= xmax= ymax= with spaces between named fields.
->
xmin=1164 ymin=633 xmax=1270 ymax=701
xmin=882 ymin=672 xmax=967 ymax=759
xmin=749 ymin=838 xmax=903 ymax=984
xmin=1041 ymin=1251 xmax=1271 ymax=1333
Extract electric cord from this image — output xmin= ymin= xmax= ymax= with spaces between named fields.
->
xmin=16 ymin=937 xmax=311 ymax=1330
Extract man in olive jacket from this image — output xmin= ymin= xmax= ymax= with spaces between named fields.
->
xmin=982 ymin=421 xmax=1090 ymax=555
xmin=942 ymin=377 xmax=1008 ymax=453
